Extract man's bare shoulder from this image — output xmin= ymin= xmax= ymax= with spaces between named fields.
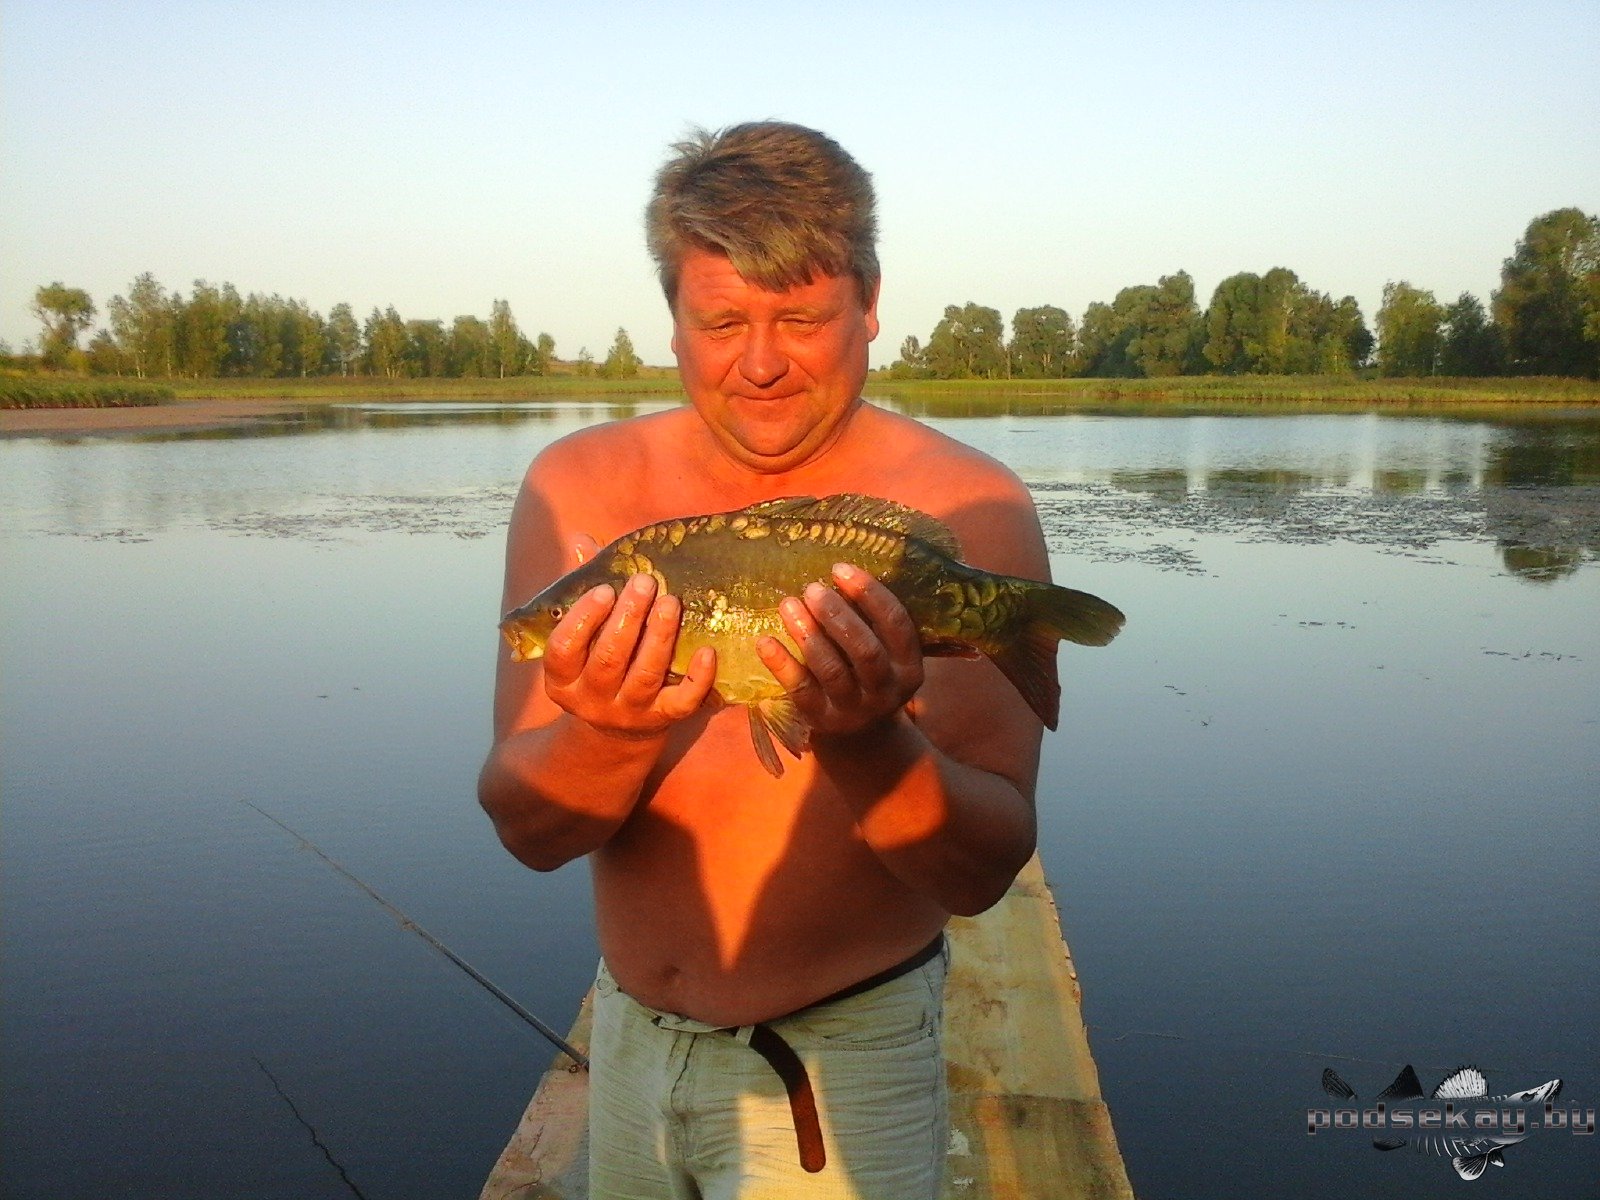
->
xmin=520 ymin=407 xmax=699 ymax=534
xmin=524 ymin=407 xmax=680 ymax=486
xmin=849 ymin=405 xmax=1039 ymax=569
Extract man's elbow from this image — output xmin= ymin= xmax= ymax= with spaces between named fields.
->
xmin=944 ymin=835 xmax=1035 ymax=917
xmin=476 ymin=767 xmax=584 ymax=873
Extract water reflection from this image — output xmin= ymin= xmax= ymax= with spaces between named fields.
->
xmin=6 ymin=403 xmax=1599 ymax=587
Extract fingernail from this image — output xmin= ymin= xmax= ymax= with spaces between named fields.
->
xmin=803 ymin=582 xmax=830 ymax=605
xmin=833 ymin=562 xmax=857 ymax=581
xmin=591 ymin=584 xmax=614 ymax=604
xmin=782 ymin=597 xmax=806 ymax=620
xmin=630 ymin=574 xmax=654 ymax=595
xmin=654 ymin=594 xmax=679 ymax=619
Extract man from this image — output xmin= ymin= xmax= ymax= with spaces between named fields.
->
xmin=479 ymin=122 xmax=1050 ymax=1199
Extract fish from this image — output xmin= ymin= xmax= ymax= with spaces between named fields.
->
xmin=1320 ymin=1064 xmax=1563 ymax=1180
xmin=500 ymin=493 xmax=1125 ymax=777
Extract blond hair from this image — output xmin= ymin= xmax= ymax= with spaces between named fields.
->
xmin=646 ymin=122 xmax=879 ymax=307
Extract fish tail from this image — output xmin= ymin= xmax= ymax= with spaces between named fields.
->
xmin=1027 ymin=581 xmax=1126 ymax=649
xmin=989 ymin=583 xmax=1125 ymax=731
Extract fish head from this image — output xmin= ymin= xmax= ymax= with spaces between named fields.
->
xmin=499 ymin=578 xmax=590 ymax=663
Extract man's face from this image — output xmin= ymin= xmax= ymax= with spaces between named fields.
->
xmin=671 ymin=248 xmax=880 ymax=475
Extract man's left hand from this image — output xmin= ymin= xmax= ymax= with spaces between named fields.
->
xmin=757 ymin=562 xmax=924 ymax=735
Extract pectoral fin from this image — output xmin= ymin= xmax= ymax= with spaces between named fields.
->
xmin=745 ymin=698 xmax=810 ymax=778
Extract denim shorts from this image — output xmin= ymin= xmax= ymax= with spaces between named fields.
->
xmin=588 ymin=944 xmax=949 ymax=1200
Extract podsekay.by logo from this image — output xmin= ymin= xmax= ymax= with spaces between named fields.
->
xmin=1307 ymin=1064 xmax=1592 ymax=1181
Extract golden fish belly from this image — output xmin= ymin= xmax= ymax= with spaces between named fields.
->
xmin=669 ymin=602 xmax=798 ymax=708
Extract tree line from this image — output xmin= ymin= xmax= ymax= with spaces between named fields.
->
xmin=890 ymin=208 xmax=1600 ymax=381
xmin=24 ymin=274 xmax=643 ymax=380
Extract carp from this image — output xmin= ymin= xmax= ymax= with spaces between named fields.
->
xmin=500 ymin=493 xmax=1124 ymax=776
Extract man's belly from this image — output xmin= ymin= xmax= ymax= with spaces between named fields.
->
xmin=589 ymin=713 xmax=949 ymax=1027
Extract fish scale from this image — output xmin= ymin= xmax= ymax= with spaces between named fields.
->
xmin=502 ymin=493 xmax=1125 ymax=777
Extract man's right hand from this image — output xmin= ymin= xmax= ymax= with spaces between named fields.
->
xmin=541 ymin=572 xmax=717 ymax=739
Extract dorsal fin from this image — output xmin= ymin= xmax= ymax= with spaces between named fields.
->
xmin=738 ymin=494 xmax=961 ymax=558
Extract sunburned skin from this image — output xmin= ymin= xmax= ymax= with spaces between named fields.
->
xmin=479 ymin=252 xmax=1050 ymax=1027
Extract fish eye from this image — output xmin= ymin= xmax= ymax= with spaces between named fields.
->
xmin=550 ymin=605 xmax=564 ymax=621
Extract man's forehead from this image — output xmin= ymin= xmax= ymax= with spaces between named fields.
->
xmin=674 ymin=249 xmax=855 ymax=312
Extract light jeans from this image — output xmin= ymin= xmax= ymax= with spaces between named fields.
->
xmin=588 ymin=947 xmax=949 ymax=1200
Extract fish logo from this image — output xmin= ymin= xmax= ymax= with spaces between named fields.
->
xmin=1320 ymin=1064 xmax=1563 ymax=1180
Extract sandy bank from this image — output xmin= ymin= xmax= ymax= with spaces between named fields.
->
xmin=0 ymin=398 xmax=318 ymax=438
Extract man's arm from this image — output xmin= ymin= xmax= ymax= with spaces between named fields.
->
xmin=477 ymin=458 xmax=714 ymax=871
xmin=756 ymin=473 xmax=1047 ymax=916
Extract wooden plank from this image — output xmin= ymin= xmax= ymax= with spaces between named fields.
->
xmin=481 ymin=852 xmax=1133 ymax=1199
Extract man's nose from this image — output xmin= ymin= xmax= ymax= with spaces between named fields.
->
xmin=738 ymin=326 xmax=788 ymax=388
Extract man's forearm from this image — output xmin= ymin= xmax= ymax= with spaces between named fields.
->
xmin=477 ymin=713 xmax=665 ymax=871
xmin=810 ymin=713 xmax=1037 ymax=916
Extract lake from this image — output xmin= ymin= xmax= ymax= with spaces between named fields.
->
xmin=2 ymin=397 xmax=1596 ymax=1199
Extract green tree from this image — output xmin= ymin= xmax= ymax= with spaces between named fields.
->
xmin=32 ymin=283 xmax=96 ymax=367
xmin=84 ymin=330 xmax=128 ymax=374
xmin=449 ymin=315 xmax=492 ymax=377
xmin=1492 ymin=207 xmax=1600 ymax=377
xmin=600 ymin=327 xmax=642 ymax=379
xmin=575 ymin=347 xmax=595 ymax=376
xmin=1201 ymin=269 xmax=1366 ymax=374
xmin=924 ymin=302 xmax=1006 ymax=379
xmin=1439 ymin=293 xmax=1505 ymax=376
xmin=1376 ymin=281 xmax=1444 ymax=376
xmin=1008 ymin=306 xmax=1075 ymax=378
xmin=1122 ymin=272 xmax=1201 ymax=377
xmin=532 ymin=332 xmax=556 ymax=376
xmin=365 ymin=306 xmax=408 ymax=378
xmin=1074 ymin=301 xmax=1127 ymax=376
xmin=286 ymin=300 xmax=326 ymax=376
xmin=327 ymin=303 xmax=362 ymax=375
xmin=405 ymin=319 xmax=448 ymax=377
xmin=176 ymin=280 xmax=233 ymax=377
xmin=489 ymin=299 xmax=523 ymax=377
xmin=108 ymin=273 xmax=176 ymax=377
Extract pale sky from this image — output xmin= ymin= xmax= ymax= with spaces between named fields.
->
xmin=4 ymin=0 xmax=1597 ymax=369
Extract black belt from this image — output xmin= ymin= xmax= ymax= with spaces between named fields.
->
xmin=722 ymin=933 xmax=946 ymax=1174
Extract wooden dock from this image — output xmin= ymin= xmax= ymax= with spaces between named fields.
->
xmin=480 ymin=852 xmax=1134 ymax=1199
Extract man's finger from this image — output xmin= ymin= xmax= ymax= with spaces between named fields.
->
xmin=782 ymin=592 xmax=859 ymax=698
xmin=658 ymin=645 xmax=718 ymax=720
xmin=832 ymin=563 xmax=920 ymax=665
xmin=617 ymin=591 xmax=682 ymax=702
xmin=586 ymin=574 xmax=657 ymax=684
xmin=542 ymin=584 xmax=616 ymax=687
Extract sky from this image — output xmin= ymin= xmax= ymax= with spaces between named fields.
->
xmin=3 ymin=0 xmax=1597 ymax=369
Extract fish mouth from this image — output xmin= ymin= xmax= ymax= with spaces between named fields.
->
xmin=501 ymin=626 xmax=546 ymax=663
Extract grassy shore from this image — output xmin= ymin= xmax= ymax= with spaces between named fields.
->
xmin=0 ymin=376 xmax=176 ymax=409
xmin=864 ymin=374 xmax=1600 ymax=410
xmin=166 ymin=372 xmax=685 ymax=401
xmin=7 ymin=370 xmax=1599 ymax=414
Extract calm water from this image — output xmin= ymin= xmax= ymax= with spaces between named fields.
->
xmin=3 ymin=398 xmax=1597 ymax=1199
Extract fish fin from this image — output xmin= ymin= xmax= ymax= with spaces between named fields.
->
xmin=924 ymin=641 xmax=984 ymax=659
xmin=1027 ymin=582 xmax=1126 ymax=648
xmin=1452 ymin=1153 xmax=1491 ymax=1181
xmin=1321 ymin=1068 xmax=1357 ymax=1101
xmin=746 ymin=705 xmax=786 ymax=778
xmin=759 ymin=695 xmax=810 ymax=760
xmin=990 ymin=626 xmax=1063 ymax=730
xmin=1371 ymin=1138 xmax=1408 ymax=1151
xmin=1487 ymin=1148 xmax=1506 ymax=1167
xmin=741 ymin=494 xmax=962 ymax=559
xmin=1432 ymin=1066 xmax=1488 ymax=1100
xmin=1377 ymin=1065 xmax=1427 ymax=1102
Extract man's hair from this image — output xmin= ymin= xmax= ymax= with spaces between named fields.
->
xmin=646 ymin=121 xmax=879 ymax=308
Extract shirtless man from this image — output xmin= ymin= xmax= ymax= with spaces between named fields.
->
xmin=479 ymin=122 xmax=1049 ymax=1199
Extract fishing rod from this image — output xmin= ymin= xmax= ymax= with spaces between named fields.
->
xmin=244 ymin=801 xmax=589 ymax=1070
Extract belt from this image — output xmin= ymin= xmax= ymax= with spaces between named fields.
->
xmin=721 ymin=933 xmax=946 ymax=1174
